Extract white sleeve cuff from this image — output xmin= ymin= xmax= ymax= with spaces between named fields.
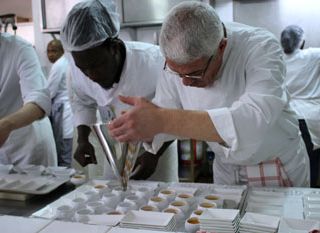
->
xmin=24 ymin=88 xmax=51 ymax=116
xmin=74 ymin=109 xmax=97 ymax=127
xmin=143 ymin=133 xmax=177 ymax=154
xmin=207 ymin=107 xmax=238 ymax=152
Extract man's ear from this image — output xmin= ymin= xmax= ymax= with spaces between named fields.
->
xmin=218 ymin=38 xmax=228 ymax=55
xmin=300 ymin=40 xmax=305 ymax=50
xmin=107 ymin=38 xmax=122 ymax=55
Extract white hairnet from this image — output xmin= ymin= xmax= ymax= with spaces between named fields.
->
xmin=60 ymin=0 xmax=120 ymax=52
xmin=280 ymin=25 xmax=304 ymax=54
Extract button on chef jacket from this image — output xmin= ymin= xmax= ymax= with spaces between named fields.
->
xmin=149 ymin=22 xmax=310 ymax=187
xmin=67 ymin=41 xmax=178 ymax=182
xmin=0 ymin=33 xmax=57 ymax=166
xmin=284 ymin=48 xmax=320 ymax=149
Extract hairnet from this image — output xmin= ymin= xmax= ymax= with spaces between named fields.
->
xmin=280 ymin=25 xmax=304 ymax=54
xmin=60 ymin=0 xmax=120 ymax=52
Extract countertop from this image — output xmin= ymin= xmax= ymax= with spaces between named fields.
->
xmin=0 ymin=182 xmax=75 ymax=217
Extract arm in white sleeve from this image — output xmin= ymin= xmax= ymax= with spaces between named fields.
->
xmin=16 ymin=43 xmax=51 ymax=116
xmin=208 ymin=35 xmax=287 ymax=164
xmin=144 ymin=72 xmax=184 ymax=153
xmin=67 ymin=69 xmax=98 ymax=127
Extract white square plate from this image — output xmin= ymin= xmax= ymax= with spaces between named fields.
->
xmin=0 ymin=215 xmax=52 ymax=233
xmin=108 ymin=227 xmax=180 ymax=233
xmin=38 ymin=220 xmax=110 ymax=233
xmin=120 ymin=210 xmax=174 ymax=227
xmin=248 ymin=195 xmax=285 ymax=206
xmin=251 ymin=190 xmax=286 ymax=198
xmin=241 ymin=212 xmax=280 ymax=230
xmin=200 ymin=208 xmax=240 ymax=222
xmin=278 ymin=218 xmax=320 ymax=233
xmin=240 ymin=227 xmax=274 ymax=233
xmin=246 ymin=202 xmax=283 ymax=216
xmin=88 ymin=214 xmax=125 ymax=226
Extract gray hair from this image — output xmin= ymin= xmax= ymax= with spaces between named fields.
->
xmin=159 ymin=1 xmax=223 ymax=64
xmin=60 ymin=0 xmax=120 ymax=52
xmin=280 ymin=25 xmax=304 ymax=54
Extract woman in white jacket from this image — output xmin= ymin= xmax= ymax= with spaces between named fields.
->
xmin=0 ymin=33 xmax=57 ymax=166
xmin=281 ymin=25 xmax=320 ymax=187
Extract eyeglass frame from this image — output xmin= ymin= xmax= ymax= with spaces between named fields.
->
xmin=163 ymin=54 xmax=214 ymax=80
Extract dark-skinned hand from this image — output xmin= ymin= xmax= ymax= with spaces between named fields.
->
xmin=73 ymin=140 xmax=97 ymax=167
xmin=130 ymin=152 xmax=160 ymax=180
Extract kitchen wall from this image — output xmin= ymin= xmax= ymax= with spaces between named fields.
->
xmin=122 ymin=0 xmax=233 ymax=44
xmin=32 ymin=0 xmax=55 ymax=76
xmin=5 ymin=22 xmax=35 ymax=45
xmin=30 ymin=0 xmax=320 ymax=74
xmin=233 ymin=0 xmax=320 ymax=48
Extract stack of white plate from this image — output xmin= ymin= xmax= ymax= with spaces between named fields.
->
xmin=240 ymin=212 xmax=280 ymax=233
xmin=120 ymin=210 xmax=176 ymax=231
xmin=199 ymin=209 xmax=240 ymax=233
xmin=278 ymin=217 xmax=320 ymax=233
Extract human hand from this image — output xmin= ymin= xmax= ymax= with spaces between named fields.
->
xmin=130 ymin=152 xmax=160 ymax=180
xmin=73 ymin=141 xmax=97 ymax=167
xmin=0 ymin=119 xmax=13 ymax=147
xmin=108 ymin=96 xmax=162 ymax=142
xmin=309 ymin=230 xmax=320 ymax=233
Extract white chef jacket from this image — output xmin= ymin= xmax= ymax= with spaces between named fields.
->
xmin=150 ymin=22 xmax=310 ymax=187
xmin=47 ymin=55 xmax=73 ymax=139
xmin=68 ymin=41 xmax=178 ymax=182
xmin=284 ymin=48 xmax=320 ymax=149
xmin=0 ymin=33 xmax=57 ymax=166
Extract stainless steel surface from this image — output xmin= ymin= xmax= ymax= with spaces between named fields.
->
xmin=41 ymin=0 xmax=82 ymax=31
xmin=40 ymin=0 xmax=204 ymax=32
xmin=122 ymin=0 xmax=201 ymax=24
xmin=92 ymin=123 xmax=141 ymax=191
xmin=0 ymin=183 xmax=75 ymax=217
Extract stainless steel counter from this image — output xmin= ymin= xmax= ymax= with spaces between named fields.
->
xmin=0 ymin=182 xmax=75 ymax=217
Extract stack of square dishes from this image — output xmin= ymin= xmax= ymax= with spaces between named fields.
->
xmin=239 ymin=212 xmax=280 ymax=233
xmin=278 ymin=217 xmax=320 ymax=233
xmin=119 ymin=210 xmax=176 ymax=231
xmin=199 ymin=209 xmax=240 ymax=233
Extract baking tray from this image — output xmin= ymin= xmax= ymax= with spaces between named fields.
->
xmin=0 ymin=174 xmax=69 ymax=195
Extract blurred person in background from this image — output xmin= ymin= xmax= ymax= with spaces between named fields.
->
xmin=108 ymin=1 xmax=310 ymax=187
xmin=60 ymin=0 xmax=178 ymax=181
xmin=46 ymin=39 xmax=74 ymax=167
xmin=47 ymin=39 xmax=64 ymax=64
xmin=0 ymin=32 xmax=57 ymax=166
xmin=281 ymin=25 xmax=320 ymax=187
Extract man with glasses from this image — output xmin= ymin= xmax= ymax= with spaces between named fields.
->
xmin=60 ymin=0 xmax=178 ymax=182
xmin=109 ymin=1 xmax=309 ymax=187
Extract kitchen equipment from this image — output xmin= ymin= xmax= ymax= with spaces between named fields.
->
xmin=91 ymin=123 xmax=141 ymax=191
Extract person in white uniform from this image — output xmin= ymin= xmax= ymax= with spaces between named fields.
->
xmin=60 ymin=0 xmax=178 ymax=182
xmin=0 ymin=32 xmax=57 ymax=166
xmin=108 ymin=1 xmax=310 ymax=187
xmin=47 ymin=55 xmax=74 ymax=167
xmin=281 ymin=25 xmax=320 ymax=187
xmin=47 ymin=39 xmax=64 ymax=64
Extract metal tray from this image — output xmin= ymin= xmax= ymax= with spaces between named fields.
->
xmin=0 ymin=174 xmax=69 ymax=195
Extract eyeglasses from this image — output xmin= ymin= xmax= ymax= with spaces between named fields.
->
xmin=163 ymin=55 xmax=214 ymax=80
